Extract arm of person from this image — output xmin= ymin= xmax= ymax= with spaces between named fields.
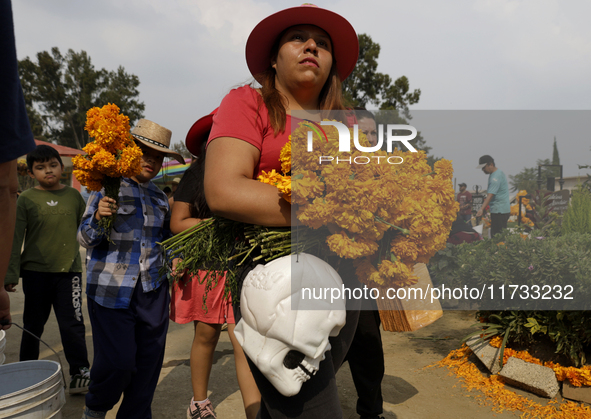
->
xmin=77 ymin=192 xmax=116 ymax=248
xmin=5 ymin=190 xmax=27 ymax=289
xmin=0 ymin=159 xmax=18 ymax=329
xmin=476 ymin=193 xmax=494 ymax=217
xmin=204 ymin=137 xmax=291 ymax=226
xmin=170 ymin=201 xmax=206 ymax=234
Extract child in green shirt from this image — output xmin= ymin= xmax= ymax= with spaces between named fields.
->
xmin=6 ymin=144 xmax=91 ymax=394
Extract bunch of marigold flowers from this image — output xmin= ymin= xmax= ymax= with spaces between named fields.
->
xmin=72 ymin=104 xmax=143 ymax=238
xmin=509 ymin=190 xmax=534 ymax=227
xmin=262 ymin=120 xmax=459 ymax=289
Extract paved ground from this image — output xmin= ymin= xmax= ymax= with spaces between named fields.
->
xmin=1 ymin=250 xmax=534 ymax=418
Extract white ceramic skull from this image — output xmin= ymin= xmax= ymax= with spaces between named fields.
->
xmin=234 ymin=253 xmax=347 ymax=397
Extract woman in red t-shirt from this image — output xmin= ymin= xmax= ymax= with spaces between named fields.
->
xmin=204 ymin=5 xmax=360 ymax=419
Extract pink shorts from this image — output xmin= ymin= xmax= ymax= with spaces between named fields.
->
xmin=170 ymin=270 xmax=234 ymax=325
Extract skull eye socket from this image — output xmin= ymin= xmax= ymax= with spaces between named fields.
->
xmin=283 ymin=350 xmax=306 ymax=369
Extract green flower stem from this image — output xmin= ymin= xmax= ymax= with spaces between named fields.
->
xmin=375 ymin=216 xmax=410 ymax=235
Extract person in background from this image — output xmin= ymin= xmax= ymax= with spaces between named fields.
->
xmin=80 ymin=186 xmax=92 ymax=204
xmin=162 ymin=186 xmax=173 ymax=198
xmin=356 ymin=108 xmax=379 ymax=147
xmin=0 ymin=0 xmax=37 ymax=330
xmin=344 ymin=108 xmax=386 ymax=419
xmin=78 ymin=119 xmax=184 ymax=419
xmin=456 ymin=182 xmax=472 ymax=223
xmin=6 ymin=145 xmax=91 ymax=393
xmin=476 ymin=155 xmax=510 ymax=236
xmin=171 ymin=111 xmax=260 ymax=419
xmin=169 ymin=177 xmax=181 ymax=208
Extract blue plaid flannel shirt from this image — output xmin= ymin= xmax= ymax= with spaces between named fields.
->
xmin=77 ymin=178 xmax=172 ymax=309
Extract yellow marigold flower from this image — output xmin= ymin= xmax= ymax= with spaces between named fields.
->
xmin=326 ymin=231 xmax=378 ymax=259
xmin=292 ymin=170 xmax=324 ymax=203
xmin=434 ymin=159 xmax=454 ymax=180
xmin=280 ymin=139 xmax=291 ymax=174
xmin=258 ymin=169 xmax=284 ymax=186
xmin=354 ymin=258 xmax=383 ymax=286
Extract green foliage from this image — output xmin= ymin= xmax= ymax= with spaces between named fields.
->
xmin=342 ymin=34 xmax=421 ymax=116
xmin=508 ymin=158 xmax=557 ymax=195
xmin=524 ymin=191 xmax=562 ymax=237
xmin=428 ymin=232 xmax=591 ymax=302
xmin=473 ymin=310 xmax=591 ymax=366
xmin=465 ymin=311 xmax=535 ymax=368
xmin=342 ymin=34 xmax=441 ymax=165
xmin=19 ymin=47 xmax=145 ymax=149
xmin=170 ymin=142 xmax=192 ymax=159
xmin=552 ymin=137 xmax=560 ymax=170
xmin=562 ymin=187 xmax=591 ymax=235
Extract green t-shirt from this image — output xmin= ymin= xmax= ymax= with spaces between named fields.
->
xmin=6 ymin=185 xmax=86 ymax=284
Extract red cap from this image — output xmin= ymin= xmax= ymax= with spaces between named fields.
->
xmin=185 ymin=108 xmax=218 ymax=157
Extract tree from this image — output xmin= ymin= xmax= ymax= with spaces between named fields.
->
xmin=342 ymin=34 xmax=435 ymax=164
xmin=509 ymin=158 xmax=557 ymax=195
xmin=19 ymin=47 xmax=145 ymax=149
xmin=342 ymin=34 xmax=421 ymax=115
xmin=551 ymin=137 xmax=561 ymax=178
xmin=171 ymin=142 xmax=192 ymax=159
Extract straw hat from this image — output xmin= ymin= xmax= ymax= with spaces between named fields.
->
xmin=185 ymin=109 xmax=218 ymax=157
xmin=131 ymin=119 xmax=185 ymax=164
xmin=245 ymin=4 xmax=359 ymax=81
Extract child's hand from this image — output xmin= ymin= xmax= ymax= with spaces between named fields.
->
xmin=171 ymin=258 xmax=183 ymax=278
xmin=4 ymin=284 xmax=16 ymax=293
xmin=95 ymin=197 xmax=118 ymax=221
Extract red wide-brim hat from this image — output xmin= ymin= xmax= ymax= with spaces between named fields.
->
xmin=245 ymin=4 xmax=359 ymax=81
xmin=185 ymin=108 xmax=218 ymax=157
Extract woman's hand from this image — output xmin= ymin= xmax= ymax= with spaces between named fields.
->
xmin=95 ymin=196 xmax=117 ymax=221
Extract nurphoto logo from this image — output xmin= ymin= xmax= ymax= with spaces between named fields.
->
xmin=307 ymin=121 xmax=418 ymax=153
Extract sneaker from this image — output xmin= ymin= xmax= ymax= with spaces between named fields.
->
xmin=70 ymin=367 xmax=91 ymax=394
xmin=187 ymin=398 xmax=216 ymax=419
xmin=81 ymin=406 xmax=106 ymax=418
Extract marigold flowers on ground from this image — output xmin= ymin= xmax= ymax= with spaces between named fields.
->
xmin=435 ymin=345 xmax=591 ymax=418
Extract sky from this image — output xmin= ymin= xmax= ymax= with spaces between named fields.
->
xmin=11 ymin=0 xmax=591 ymax=189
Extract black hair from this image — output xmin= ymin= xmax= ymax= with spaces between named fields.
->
xmin=26 ymin=145 xmax=63 ymax=172
xmin=189 ymin=140 xmax=212 ymax=219
xmin=163 ymin=186 xmax=172 ymax=194
xmin=353 ymin=107 xmax=376 ymax=122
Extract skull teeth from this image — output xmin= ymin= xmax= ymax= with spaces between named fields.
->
xmin=295 ymin=359 xmax=318 ymax=382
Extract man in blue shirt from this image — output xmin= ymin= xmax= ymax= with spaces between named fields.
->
xmin=476 ymin=155 xmax=510 ymax=236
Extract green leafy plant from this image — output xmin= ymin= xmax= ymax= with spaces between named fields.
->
xmin=562 ymin=186 xmax=591 ymax=235
xmin=464 ymin=311 xmax=535 ymax=368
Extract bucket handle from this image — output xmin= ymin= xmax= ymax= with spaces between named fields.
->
xmin=1 ymin=320 xmax=67 ymax=389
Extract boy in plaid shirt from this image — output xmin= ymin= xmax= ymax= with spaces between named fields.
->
xmin=78 ymin=119 xmax=184 ymax=419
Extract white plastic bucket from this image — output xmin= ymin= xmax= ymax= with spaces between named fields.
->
xmin=0 ymin=360 xmax=65 ymax=418
xmin=0 ymin=330 xmax=5 ymax=365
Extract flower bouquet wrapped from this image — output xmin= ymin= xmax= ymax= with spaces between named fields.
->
xmin=72 ymin=104 xmax=143 ymax=240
